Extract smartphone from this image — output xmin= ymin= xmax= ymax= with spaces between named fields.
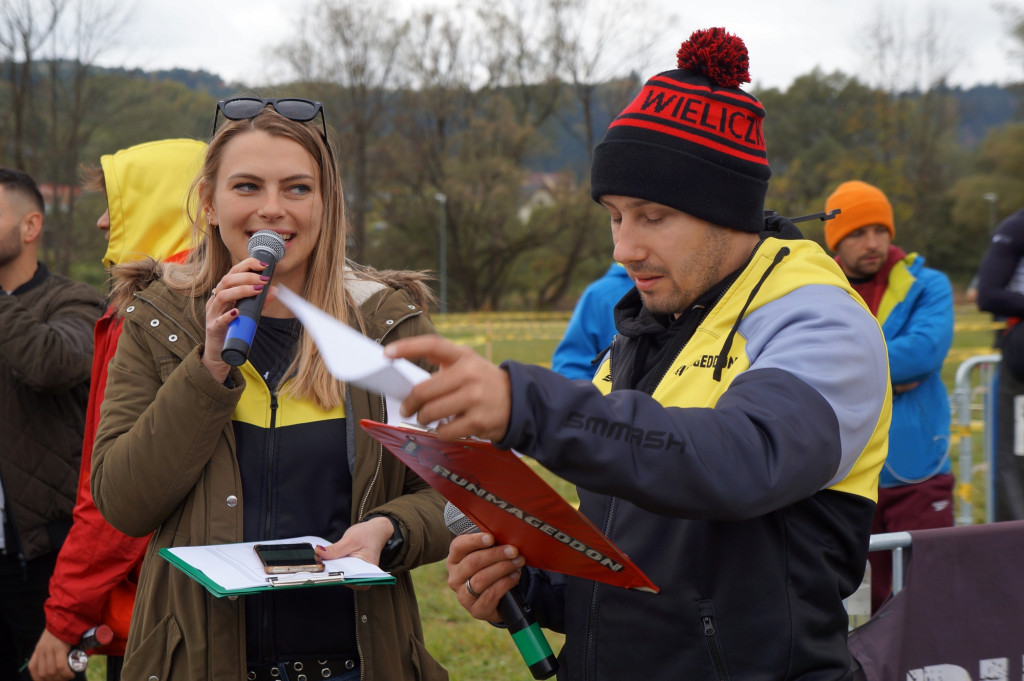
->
xmin=253 ymin=542 xmax=325 ymax=574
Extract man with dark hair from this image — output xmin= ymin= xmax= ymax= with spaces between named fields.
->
xmin=25 ymin=140 xmax=204 ymax=681
xmin=386 ymin=28 xmax=891 ymax=680
xmin=0 ymin=168 xmax=104 ymax=679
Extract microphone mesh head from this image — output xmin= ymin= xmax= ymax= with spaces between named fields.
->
xmin=444 ymin=502 xmax=480 ymax=536
xmin=247 ymin=230 xmax=286 ymax=263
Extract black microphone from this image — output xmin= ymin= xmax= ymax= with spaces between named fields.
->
xmin=221 ymin=230 xmax=286 ymax=366
xmin=444 ymin=502 xmax=558 ymax=679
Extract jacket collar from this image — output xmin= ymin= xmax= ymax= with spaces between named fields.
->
xmin=8 ymin=261 xmax=47 ymax=296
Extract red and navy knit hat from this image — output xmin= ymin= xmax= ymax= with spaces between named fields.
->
xmin=590 ymin=28 xmax=771 ymax=232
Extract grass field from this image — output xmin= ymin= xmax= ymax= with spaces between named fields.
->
xmin=84 ymin=301 xmax=1001 ymax=681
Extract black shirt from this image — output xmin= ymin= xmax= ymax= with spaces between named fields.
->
xmin=240 ymin=316 xmax=358 ymax=663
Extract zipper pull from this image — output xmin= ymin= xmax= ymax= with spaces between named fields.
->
xmin=702 ymin=615 xmax=716 ymax=636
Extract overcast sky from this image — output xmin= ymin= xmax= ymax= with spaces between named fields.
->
xmin=97 ymin=0 xmax=1020 ymax=91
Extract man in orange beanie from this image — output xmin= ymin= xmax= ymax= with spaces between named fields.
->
xmin=825 ymin=180 xmax=955 ymax=614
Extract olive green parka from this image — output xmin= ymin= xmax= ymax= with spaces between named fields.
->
xmin=92 ymin=264 xmax=449 ymax=681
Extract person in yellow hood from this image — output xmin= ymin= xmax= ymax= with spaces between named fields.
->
xmin=93 ymin=139 xmax=203 ymax=268
xmin=28 ymin=139 xmax=205 ymax=681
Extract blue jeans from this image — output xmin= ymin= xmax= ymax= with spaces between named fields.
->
xmin=330 ymin=670 xmax=360 ymax=681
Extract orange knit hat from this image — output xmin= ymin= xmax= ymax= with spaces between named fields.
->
xmin=823 ymin=181 xmax=894 ymax=251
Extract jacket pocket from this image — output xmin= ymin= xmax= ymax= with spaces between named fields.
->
xmin=122 ymin=612 xmax=182 ymax=681
xmin=409 ymin=634 xmax=449 ymax=681
xmin=698 ymin=599 xmax=730 ymax=681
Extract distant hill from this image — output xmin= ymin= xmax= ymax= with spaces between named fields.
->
xmin=94 ymin=65 xmax=238 ymax=99
xmin=951 ymin=83 xmax=1023 ymax=146
xmin=91 ymin=65 xmax=1024 ymax=167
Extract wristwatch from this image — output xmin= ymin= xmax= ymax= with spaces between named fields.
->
xmin=367 ymin=513 xmax=404 ymax=568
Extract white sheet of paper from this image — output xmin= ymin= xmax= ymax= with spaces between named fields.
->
xmin=275 ymin=285 xmax=429 ymax=402
xmin=167 ymin=536 xmax=389 ymax=591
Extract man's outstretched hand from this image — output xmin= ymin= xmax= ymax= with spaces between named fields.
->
xmin=385 ymin=335 xmax=512 ymax=442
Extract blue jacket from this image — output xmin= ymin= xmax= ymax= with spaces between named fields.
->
xmin=552 ymin=264 xmax=634 ymax=380
xmin=876 ymin=252 xmax=954 ymax=487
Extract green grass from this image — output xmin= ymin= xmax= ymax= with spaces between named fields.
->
xmin=85 ymin=302 xmax=1000 ymax=681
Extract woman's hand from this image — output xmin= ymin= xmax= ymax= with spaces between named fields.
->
xmin=315 ymin=516 xmax=394 ymax=567
xmin=315 ymin=516 xmax=396 ymax=591
xmin=202 ymin=257 xmax=272 ymax=381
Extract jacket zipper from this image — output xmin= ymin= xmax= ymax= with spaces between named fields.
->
xmin=260 ymin=391 xmax=280 ymax=659
xmin=354 ymin=309 xmax=420 ymax=681
xmin=583 ymin=495 xmax=618 ymax=680
xmin=583 ymin=343 xmax=617 ymax=680
xmin=698 ymin=600 xmax=730 ymax=681
xmin=357 ymin=393 xmax=387 ymax=523
xmin=263 ymin=393 xmax=279 ymax=538
xmin=260 ymin=392 xmax=279 ymax=660
xmin=353 ymin=392 xmax=386 ymax=681
xmin=357 ymin=306 xmax=421 ymax=521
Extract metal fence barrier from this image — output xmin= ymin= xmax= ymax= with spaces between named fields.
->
xmin=950 ymin=353 xmax=1000 ymax=525
xmin=848 ymin=354 xmax=1001 ymax=626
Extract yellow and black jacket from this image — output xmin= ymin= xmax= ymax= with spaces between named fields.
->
xmin=500 ymin=237 xmax=891 ymax=681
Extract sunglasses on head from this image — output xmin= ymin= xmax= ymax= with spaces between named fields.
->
xmin=211 ymin=97 xmax=328 ymax=143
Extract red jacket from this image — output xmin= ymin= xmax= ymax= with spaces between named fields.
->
xmin=43 ymin=138 xmax=205 ymax=655
xmin=44 ymin=309 xmax=147 ymax=655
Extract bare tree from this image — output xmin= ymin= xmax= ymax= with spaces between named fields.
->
xmin=278 ymin=0 xmax=410 ymax=256
xmin=554 ymin=0 xmax=664 ymax=164
xmin=0 ymin=0 xmax=130 ymax=274
xmin=355 ymin=6 xmax=525 ymax=309
xmin=474 ymin=0 xmax=565 ymax=140
xmin=0 ymin=0 xmax=66 ymax=171
xmin=858 ymin=4 xmax=962 ymax=254
xmin=39 ymin=0 xmax=129 ymax=273
xmin=995 ymin=1 xmax=1024 ymax=74
xmin=370 ymin=0 xmax=655 ymax=310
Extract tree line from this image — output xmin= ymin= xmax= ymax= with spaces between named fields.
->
xmin=2 ymin=0 xmax=1023 ymax=310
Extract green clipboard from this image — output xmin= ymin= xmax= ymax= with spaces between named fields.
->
xmin=159 ymin=536 xmax=395 ymax=598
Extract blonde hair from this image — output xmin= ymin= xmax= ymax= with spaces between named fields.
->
xmin=166 ymin=107 xmax=354 ymax=410
xmin=78 ymin=164 xmax=105 ymax=194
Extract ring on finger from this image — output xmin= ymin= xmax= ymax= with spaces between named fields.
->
xmin=211 ymin=288 xmax=218 ymax=297
xmin=465 ymin=577 xmax=482 ymax=598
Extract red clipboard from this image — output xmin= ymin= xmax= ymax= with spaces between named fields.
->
xmin=360 ymin=419 xmax=658 ymax=592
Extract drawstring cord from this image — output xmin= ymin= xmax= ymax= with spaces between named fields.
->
xmin=713 ymin=247 xmax=790 ymax=382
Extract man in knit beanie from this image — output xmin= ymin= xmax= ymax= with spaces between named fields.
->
xmin=825 ymin=180 xmax=955 ymax=614
xmin=388 ymin=29 xmax=889 ymax=680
